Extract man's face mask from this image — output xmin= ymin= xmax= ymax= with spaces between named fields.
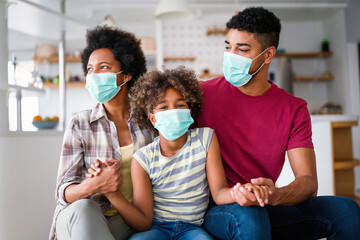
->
xmin=153 ymin=109 xmax=194 ymax=141
xmin=85 ymin=71 xmax=126 ymax=103
xmin=223 ymin=48 xmax=269 ymax=87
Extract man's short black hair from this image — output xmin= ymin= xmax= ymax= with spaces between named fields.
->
xmin=81 ymin=26 xmax=147 ymax=91
xmin=226 ymin=7 xmax=281 ymax=49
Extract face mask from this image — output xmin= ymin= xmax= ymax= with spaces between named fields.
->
xmin=223 ymin=48 xmax=268 ymax=87
xmin=153 ymin=109 xmax=194 ymax=141
xmin=85 ymin=71 xmax=126 ymax=103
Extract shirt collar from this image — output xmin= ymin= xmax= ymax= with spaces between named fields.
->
xmin=89 ymin=102 xmax=134 ymax=124
xmin=90 ymin=103 xmax=107 ymax=124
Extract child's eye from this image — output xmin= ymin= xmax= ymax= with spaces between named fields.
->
xmin=177 ymin=104 xmax=185 ymax=108
xmin=159 ymin=106 xmax=168 ymax=110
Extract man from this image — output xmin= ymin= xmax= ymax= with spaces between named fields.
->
xmin=197 ymin=7 xmax=360 ymax=239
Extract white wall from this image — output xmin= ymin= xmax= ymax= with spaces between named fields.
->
xmin=345 ymin=0 xmax=360 ymax=43
xmin=345 ymin=0 xmax=360 ymax=195
xmin=277 ymin=120 xmax=334 ymax=196
xmin=0 ymin=131 xmax=63 ymax=240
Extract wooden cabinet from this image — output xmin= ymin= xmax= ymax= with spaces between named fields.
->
xmin=331 ymin=121 xmax=360 ymax=204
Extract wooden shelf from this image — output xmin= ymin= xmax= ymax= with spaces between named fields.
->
xmin=164 ymin=56 xmax=195 ymax=62
xmin=334 ymin=159 xmax=360 ymax=170
xmin=331 ymin=121 xmax=358 ymax=128
xmin=34 ymin=56 xmax=81 ymax=64
xmin=207 ymin=29 xmax=227 ymax=35
xmin=43 ymin=82 xmax=85 ymax=88
xmin=276 ymin=51 xmax=333 ymax=58
xmin=332 ymin=121 xmax=359 ymax=197
xmin=292 ymin=75 xmax=334 ymax=82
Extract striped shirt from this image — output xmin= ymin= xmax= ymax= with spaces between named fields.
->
xmin=133 ymin=127 xmax=214 ymax=225
xmin=49 ymin=103 xmax=153 ymax=240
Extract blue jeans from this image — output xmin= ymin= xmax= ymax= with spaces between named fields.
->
xmin=203 ymin=196 xmax=360 ymax=240
xmin=129 ymin=220 xmax=213 ymax=240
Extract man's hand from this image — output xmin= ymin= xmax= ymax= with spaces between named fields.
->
xmin=251 ymin=177 xmax=276 ymax=205
xmin=230 ymin=182 xmax=272 ymax=207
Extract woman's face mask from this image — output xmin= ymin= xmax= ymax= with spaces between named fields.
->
xmin=153 ymin=109 xmax=194 ymax=141
xmin=85 ymin=71 xmax=125 ymax=103
xmin=223 ymin=48 xmax=268 ymax=87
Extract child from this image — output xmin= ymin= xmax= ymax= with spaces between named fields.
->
xmin=88 ymin=66 xmax=270 ymax=239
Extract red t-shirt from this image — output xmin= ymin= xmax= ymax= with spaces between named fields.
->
xmin=197 ymin=77 xmax=313 ymax=187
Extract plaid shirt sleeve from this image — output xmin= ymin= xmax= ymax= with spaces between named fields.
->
xmin=55 ymin=116 xmax=86 ymax=207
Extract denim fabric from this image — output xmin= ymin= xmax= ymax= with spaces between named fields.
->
xmin=129 ymin=221 xmax=213 ymax=240
xmin=203 ymin=196 xmax=360 ymax=240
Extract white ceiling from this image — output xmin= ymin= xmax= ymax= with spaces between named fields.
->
xmin=7 ymin=0 xmax=348 ymax=42
xmin=4 ymin=0 xmax=348 ymax=51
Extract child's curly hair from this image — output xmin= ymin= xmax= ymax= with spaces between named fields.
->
xmin=130 ymin=66 xmax=202 ymax=132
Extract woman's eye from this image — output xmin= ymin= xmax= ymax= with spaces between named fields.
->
xmin=225 ymin=46 xmax=230 ymax=50
xmin=87 ymin=67 xmax=93 ymax=72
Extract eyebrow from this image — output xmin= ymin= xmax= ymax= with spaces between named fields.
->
xmin=87 ymin=61 xmax=112 ymax=67
xmin=157 ymin=98 xmax=186 ymax=105
xmin=224 ymin=40 xmax=251 ymax=47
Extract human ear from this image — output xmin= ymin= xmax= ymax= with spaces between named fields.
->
xmin=265 ymin=46 xmax=276 ymax=64
xmin=148 ymin=114 xmax=156 ymax=126
xmin=123 ymin=73 xmax=133 ymax=83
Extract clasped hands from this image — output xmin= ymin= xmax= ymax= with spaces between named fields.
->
xmin=230 ymin=178 xmax=275 ymax=207
xmin=86 ymin=159 xmax=123 ymax=195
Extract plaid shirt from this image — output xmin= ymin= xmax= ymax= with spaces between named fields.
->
xmin=49 ymin=103 xmax=153 ymax=240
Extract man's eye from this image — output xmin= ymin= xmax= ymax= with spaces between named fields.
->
xmin=87 ymin=67 xmax=93 ymax=72
xmin=101 ymin=65 xmax=109 ymax=69
xmin=225 ymin=46 xmax=230 ymax=50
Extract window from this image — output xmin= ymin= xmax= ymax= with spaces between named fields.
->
xmin=8 ymin=60 xmax=39 ymax=131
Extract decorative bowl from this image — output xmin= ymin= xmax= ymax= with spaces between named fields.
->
xmin=32 ymin=120 xmax=59 ymax=130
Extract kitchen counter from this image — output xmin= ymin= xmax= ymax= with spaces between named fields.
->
xmin=0 ymin=129 xmax=64 ymax=137
xmin=311 ymin=114 xmax=358 ymax=122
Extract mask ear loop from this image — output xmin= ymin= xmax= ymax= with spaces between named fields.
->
xmin=251 ymin=62 xmax=265 ymax=76
xmin=250 ymin=47 xmax=269 ymax=76
xmin=117 ymin=71 xmax=127 ymax=88
xmin=252 ymin=47 xmax=269 ymax=60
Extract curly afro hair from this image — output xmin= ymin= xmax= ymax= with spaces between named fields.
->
xmin=81 ymin=26 xmax=147 ymax=91
xmin=226 ymin=7 xmax=281 ymax=50
xmin=130 ymin=66 xmax=203 ymax=132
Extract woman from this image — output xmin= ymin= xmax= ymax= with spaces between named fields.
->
xmin=49 ymin=26 xmax=153 ymax=240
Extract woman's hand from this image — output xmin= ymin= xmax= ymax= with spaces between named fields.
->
xmin=86 ymin=159 xmax=116 ymax=178
xmin=86 ymin=158 xmax=123 ymax=194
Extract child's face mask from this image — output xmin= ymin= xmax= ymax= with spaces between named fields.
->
xmin=153 ymin=109 xmax=194 ymax=141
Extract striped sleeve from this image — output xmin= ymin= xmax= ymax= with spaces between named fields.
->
xmin=198 ymin=127 xmax=214 ymax=152
xmin=133 ymin=147 xmax=151 ymax=174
